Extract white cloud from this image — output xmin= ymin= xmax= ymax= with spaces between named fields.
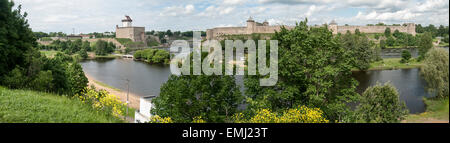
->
xmin=223 ymin=0 xmax=247 ymax=5
xmin=160 ymin=4 xmax=195 ymax=16
xmin=11 ymin=0 xmax=450 ymax=33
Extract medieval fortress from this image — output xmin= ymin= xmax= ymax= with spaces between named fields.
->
xmin=116 ymin=16 xmax=146 ymax=43
xmin=206 ymin=17 xmax=416 ymax=40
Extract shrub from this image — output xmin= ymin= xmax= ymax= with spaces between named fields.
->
xmin=77 ymin=88 xmax=128 ymax=118
xmin=233 ymin=106 xmax=329 ymax=123
xmin=400 ymin=50 xmax=411 ymax=63
xmin=355 ymin=83 xmax=408 ymax=123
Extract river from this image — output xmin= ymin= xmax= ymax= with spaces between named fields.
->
xmin=81 ymin=59 xmax=431 ymax=114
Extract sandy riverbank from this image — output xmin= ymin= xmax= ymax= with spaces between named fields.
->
xmin=85 ymin=73 xmax=140 ymax=109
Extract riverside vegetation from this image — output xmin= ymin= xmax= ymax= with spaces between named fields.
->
xmin=0 ymin=0 xmax=131 ymax=123
xmin=1 ymin=0 xmax=447 ymax=123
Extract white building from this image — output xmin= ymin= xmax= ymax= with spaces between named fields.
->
xmin=134 ymin=95 xmax=157 ymax=123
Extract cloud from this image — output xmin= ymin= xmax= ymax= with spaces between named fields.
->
xmin=223 ymin=0 xmax=247 ymax=5
xmin=160 ymin=4 xmax=195 ymax=16
xmin=11 ymin=0 xmax=449 ymax=33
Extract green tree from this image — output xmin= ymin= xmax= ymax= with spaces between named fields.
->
xmin=0 ymin=1 xmax=37 ymax=77
xmin=421 ymin=48 xmax=449 ymax=98
xmin=380 ymin=40 xmax=386 ymax=49
xmin=245 ymin=19 xmax=359 ymax=122
xmin=152 ymin=75 xmax=243 ymax=123
xmin=418 ymin=32 xmax=433 ymax=60
xmin=355 ymin=83 xmax=408 ymax=123
xmin=29 ymin=70 xmax=53 ymax=92
xmin=78 ymin=48 xmax=88 ymax=59
xmin=386 ymin=36 xmax=395 ymax=46
xmin=384 ymin=27 xmax=391 ymax=37
xmin=400 ymin=50 xmax=411 ymax=63
xmin=340 ymin=32 xmax=373 ymax=71
xmin=67 ymin=62 xmax=88 ymax=96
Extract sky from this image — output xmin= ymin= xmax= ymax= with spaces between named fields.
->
xmin=13 ymin=0 xmax=450 ymax=34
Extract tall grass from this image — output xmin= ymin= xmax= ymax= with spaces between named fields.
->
xmin=0 ymin=87 xmax=123 ymax=123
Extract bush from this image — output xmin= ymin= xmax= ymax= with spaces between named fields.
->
xmin=233 ymin=106 xmax=329 ymax=123
xmin=400 ymin=50 xmax=411 ymax=63
xmin=355 ymin=83 xmax=408 ymax=123
xmin=77 ymin=88 xmax=128 ymax=118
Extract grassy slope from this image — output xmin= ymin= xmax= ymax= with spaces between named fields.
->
xmin=0 ymin=87 xmax=123 ymax=123
xmin=405 ymin=97 xmax=449 ymax=123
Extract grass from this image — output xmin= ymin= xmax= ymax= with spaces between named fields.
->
xmin=0 ymin=86 xmax=123 ymax=123
xmin=405 ymin=97 xmax=449 ymax=123
xmin=368 ymin=58 xmax=424 ymax=70
xmin=93 ymin=80 xmax=121 ymax=92
xmin=40 ymin=50 xmax=60 ymax=58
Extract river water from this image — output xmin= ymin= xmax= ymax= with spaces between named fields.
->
xmin=81 ymin=59 xmax=431 ymax=114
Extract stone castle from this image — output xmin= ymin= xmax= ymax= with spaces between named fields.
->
xmin=206 ymin=17 xmax=416 ymax=40
xmin=116 ymin=15 xmax=146 ymax=43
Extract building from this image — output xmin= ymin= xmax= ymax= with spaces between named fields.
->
xmin=116 ymin=15 xmax=146 ymax=43
xmin=134 ymin=95 xmax=157 ymax=123
xmin=206 ymin=17 xmax=416 ymax=40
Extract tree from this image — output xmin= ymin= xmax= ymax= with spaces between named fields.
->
xmin=354 ymin=29 xmax=361 ymax=35
xmin=245 ymin=19 xmax=359 ymax=122
xmin=380 ymin=40 xmax=386 ymax=49
xmin=418 ymin=32 xmax=433 ymax=60
xmin=421 ymin=48 xmax=449 ymax=98
xmin=78 ymin=48 xmax=88 ymax=59
xmin=384 ymin=27 xmax=391 ymax=37
xmin=0 ymin=1 xmax=37 ymax=77
xmin=165 ymin=30 xmax=173 ymax=37
xmin=393 ymin=29 xmax=401 ymax=38
xmin=152 ymin=75 xmax=243 ymax=123
xmin=67 ymin=62 xmax=88 ymax=96
xmin=95 ymin=40 xmax=109 ymax=56
xmin=386 ymin=36 xmax=395 ymax=46
xmin=400 ymin=50 xmax=411 ymax=63
xmin=355 ymin=83 xmax=408 ymax=123
xmin=340 ymin=32 xmax=373 ymax=71
xmin=81 ymin=40 xmax=91 ymax=51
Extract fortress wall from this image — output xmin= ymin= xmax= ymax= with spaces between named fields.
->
xmin=116 ymin=27 xmax=145 ymax=42
xmin=207 ymin=27 xmax=247 ymax=40
xmin=336 ymin=26 xmax=410 ymax=34
xmin=253 ymin=26 xmax=283 ymax=33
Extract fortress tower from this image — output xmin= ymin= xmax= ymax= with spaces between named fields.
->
xmin=122 ymin=15 xmax=133 ymax=27
xmin=116 ymin=15 xmax=146 ymax=43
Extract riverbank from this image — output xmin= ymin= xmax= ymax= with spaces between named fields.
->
xmin=404 ymin=97 xmax=449 ymax=123
xmin=352 ymin=58 xmax=424 ymax=71
xmin=85 ymin=73 xmax=140 ymax=110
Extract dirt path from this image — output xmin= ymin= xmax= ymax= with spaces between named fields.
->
xmin=85 ymin=74 xmax=140 ymax=109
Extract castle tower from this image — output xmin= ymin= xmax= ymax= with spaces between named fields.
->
xmin=122 ymin=15 xmax=133 ymax=27
xmin=247 ymin=16 xmax=256 ymax=34
xmin=329 ymin=20 xmax=338 ymax=35
xmin=263 ymin=20 xmax=269 ymax=26
xmin=405 ymin=23 xmax=416 ymax=36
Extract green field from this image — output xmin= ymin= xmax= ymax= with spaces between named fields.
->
xmin=405 ymin=97 xmax=449 ymax=123
xmin=0 ymin=86 xmax=123 ymax=123
xmin=368 ymin=58 xmax=424 ymax=70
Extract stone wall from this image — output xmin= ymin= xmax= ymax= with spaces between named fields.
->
xmin=206 ymin=19 xmax=416 ymax=40
xmin=116 ymin=26 xmax=146 ymax=43
xmin=334 ymin=24 xmax=416 ymax=35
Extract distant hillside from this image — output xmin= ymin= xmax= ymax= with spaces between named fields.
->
xmin=0 ymin=87 xmax=123 ymax=123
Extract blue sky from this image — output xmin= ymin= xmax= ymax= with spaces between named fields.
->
xmin=13 ymin=0 xmax=449 ymax=34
